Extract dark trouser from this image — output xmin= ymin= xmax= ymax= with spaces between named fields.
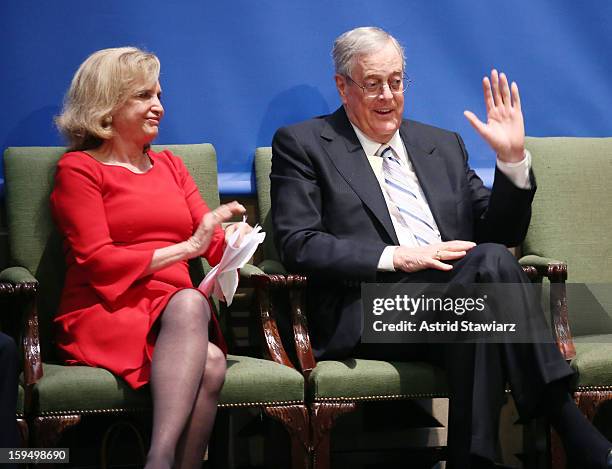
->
xmin=0 ymin=332 xmax=19 ymax=450
xmin=355 ymin=243 xmax=574 ymax=465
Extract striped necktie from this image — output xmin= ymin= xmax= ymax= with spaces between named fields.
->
xmin=377 ymin=144 xmax=440 ymax=246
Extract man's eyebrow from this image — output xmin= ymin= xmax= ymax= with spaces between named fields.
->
xmin=363 ymin=71 xmax=402 ymax=79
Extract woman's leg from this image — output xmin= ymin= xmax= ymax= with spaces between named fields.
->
xmin=145 ymin=289 xmax=218 ymax=469
xmin=174 ymin=343 xmax=226 ymax=469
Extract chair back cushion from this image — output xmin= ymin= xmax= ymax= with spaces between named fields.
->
xmin=524 ymin=137 xmax=612 ymax=283
xmin=254 ymin=147 xmax=281 ymax=263
xmin=3 ymin=144 xmax=220 ymax=358
xmin=151 ymin=144 xmax=220 ymax=284
xmin=4 ymin=147 xmax=65 ymax=277
xmin=4 ymin=147 xmax=66 ymax=359
xmin=524 ymin=137 xmax=612 ymax=337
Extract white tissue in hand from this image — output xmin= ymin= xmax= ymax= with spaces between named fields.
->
xmin=198 ymin=225 xmax=265 ymax=306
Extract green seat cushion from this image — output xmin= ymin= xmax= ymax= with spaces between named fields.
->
xmin=309 ymin=359 xmax=448 ymax=401
xmin=31 ymin=364 xmax=151 ymax=415
xmin=220 ymin=354 xmax=304 ymax=406
xmin=571 ymin=336 xmax=612 ymax=388
xmin=30 ymin=355 xmax=303 ymax=414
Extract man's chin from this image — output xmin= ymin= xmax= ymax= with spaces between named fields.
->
xmin=372 ymin=117 xmax=400 ymax=129
xmin=372 ymin=125 xmax=400 ymax=141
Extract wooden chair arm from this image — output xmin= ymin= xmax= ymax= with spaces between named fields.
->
xmin=0 ymin=277 xmax=43 ymax=387
xmin=286 ymin=275 xmax=316 ymax=380
xmin=521 ymin=262 xmax=575 ymax=361
xmin=251 ymin=262 xmax=572 ymax=380
xmin=251 ymin=274 xmax=296 ymax=369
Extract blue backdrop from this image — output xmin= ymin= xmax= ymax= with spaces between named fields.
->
xmin=2 ymin=1 xmax=611 ymax=193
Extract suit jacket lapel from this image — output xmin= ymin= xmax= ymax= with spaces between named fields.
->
xmin=321 ymin=108 xmax=399 ymax=245
xmin=400 ymin=123 xmax=457 ymax=241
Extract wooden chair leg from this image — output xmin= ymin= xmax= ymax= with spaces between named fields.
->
xmin=32 ymin=414 xmax=81 ymax=448
xmin=31 ymin=415 xmax=80 ymax=468
xmin=264 ymin=404 xmax=310 ymax=469
xmin=310 ymin=402 xmax=356 ymax=469
xmin=575 ymin=390 xmax=612 ymax=422
xmin=16 ymin=418 xmax=28 ymax=447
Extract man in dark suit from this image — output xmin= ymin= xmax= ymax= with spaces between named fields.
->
xmin=1 ymin=331 xmax=19 ymax=454
xmin=271 ymin=26 xmax=612 ymax=468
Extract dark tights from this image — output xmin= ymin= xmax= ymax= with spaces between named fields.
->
xmin=145 ymin=289 xmax=226 ymax=469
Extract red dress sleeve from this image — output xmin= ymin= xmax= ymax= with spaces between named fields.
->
xmin=163 ymin=150 xmax=226 ymax=267
xmin=50 ymin=154 xmax=154 ymax=303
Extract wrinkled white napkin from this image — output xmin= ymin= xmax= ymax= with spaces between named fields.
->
xmin=198 ymin=223 xmax=265 ymax=306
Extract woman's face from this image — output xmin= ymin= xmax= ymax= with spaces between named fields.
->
xmin=111 ymin=80 xmax=164 ymax=146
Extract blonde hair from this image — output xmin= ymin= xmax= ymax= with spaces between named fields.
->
xmin=56 ymin=47 xmax=160 ymax=151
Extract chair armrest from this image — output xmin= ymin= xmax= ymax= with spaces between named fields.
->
xmin=252 ymin=272 xmax=317 ymax=378
xmin=286 ymin=275 xmax=316 ymax=379
xmin=251 ymin=274 xmax=298 ymax=369
xmin=239 ymin=263 xmax=265 ymax=278
xmin=0 ymin=266 xmax=43 ymax=386
xmin=257 ymin=260 xmax=288 ymax=275
xmin=237 ymin=262 xmax=287 ymax=289
xmin=519 ymin=255 xmax=566 ymax=280
xmin=0 ymin=266 xmax=39 ymax=287
xmin=519 ymin=256 xmax=575 ymax=361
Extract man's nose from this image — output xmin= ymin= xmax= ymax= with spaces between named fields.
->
xmin=379 ymin=83 xmax=394 ymax=99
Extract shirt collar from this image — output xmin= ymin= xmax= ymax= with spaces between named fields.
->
xmin=349 ymin=123 xmax=403 ymax=159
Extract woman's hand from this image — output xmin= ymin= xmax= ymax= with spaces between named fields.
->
xmin=186 ymin=201 xmax=246 ymax=257
xmin=224 ymin=221 xmax=254 ymax=248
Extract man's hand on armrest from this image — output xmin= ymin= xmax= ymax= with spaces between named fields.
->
xmin=392 ymin=240 xmax=476 ymax=273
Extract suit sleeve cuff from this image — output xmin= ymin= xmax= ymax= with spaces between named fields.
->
xmin=377 ymin=246 xmax=397 ymax=271
xmin=496 ymin=149 xmax=532 ymax=189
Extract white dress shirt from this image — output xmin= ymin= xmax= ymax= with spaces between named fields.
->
xmin=349 ymin=123 xmax=532 ymax=271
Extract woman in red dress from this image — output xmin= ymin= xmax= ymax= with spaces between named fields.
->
xmin=51 ymin=47 xmax=250 ymax=469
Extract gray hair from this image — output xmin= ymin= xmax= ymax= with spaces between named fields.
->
xmin=56 ymin=47 xmax=160 ymax=151
xmin=332 ymin=26 xmax=405 ymax=77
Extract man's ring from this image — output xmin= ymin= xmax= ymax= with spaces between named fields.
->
xmin=435 ymin=250 xmax=442 ymax=260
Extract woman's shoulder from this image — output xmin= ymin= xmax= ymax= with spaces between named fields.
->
xmin=148 ymin=148 xmax=188 ymax=173
xmin=51 ymin=152 xmax=105 ymax=204
xmin=55 ymin=151 xmax=104 ymax=183
xmin=57 ymin=151 xmax=101 ymax=171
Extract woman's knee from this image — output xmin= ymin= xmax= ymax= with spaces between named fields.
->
xmin=162 ymin=289 xmax=211 ymax=327
xmin=203 ymin=343 xmax=226 ymax=394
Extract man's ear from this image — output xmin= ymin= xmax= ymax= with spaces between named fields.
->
xmin=335 ymin=74 xmax=348 ymax=104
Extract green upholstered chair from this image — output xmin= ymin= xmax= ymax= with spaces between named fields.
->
xmin=1 ymin=145 xmax=308 ymax=468
xmin=253 ymin=147 xmax=452 ymax=468
xmin=253 ymin=145 xmax=574 ymax=469
xmin=253 ymin=147 xmax=287 ymax=275
xmin=522 ymin=136 xmax=612 ymax=466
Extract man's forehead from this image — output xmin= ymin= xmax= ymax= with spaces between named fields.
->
xmin=353 ymin=46 xmax=403 ymax=76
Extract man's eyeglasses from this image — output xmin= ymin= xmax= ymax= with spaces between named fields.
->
xmin=345 ymin=75 xmax=411 ymax=98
